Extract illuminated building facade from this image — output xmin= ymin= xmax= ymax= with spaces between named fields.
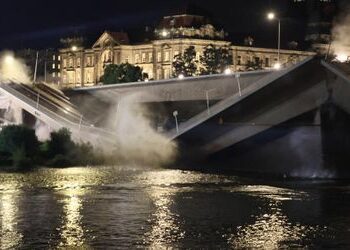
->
xmin=59 ymin=14 xmax=315 ymax=88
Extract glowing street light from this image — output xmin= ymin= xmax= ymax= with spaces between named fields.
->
xmin=273 ymin=62 xmax=281 ymax=70
xmin=161 ymin=30 xmax=169 ymax=38
xmin=267 ymin=12 xmax=281 ymax=66
xmin=4 ymin=54 xmax=14 ymax=65
xmin=71 ymin=46 xmax=78 ymax=52
xmin=224 ymin=68 xmax=232 ymax=75
xmin=178 ymin=74 xmax=185 ymax=79
xmin=267 ymin=12 xmax=275 ymax=20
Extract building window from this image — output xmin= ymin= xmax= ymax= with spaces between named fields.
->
xmin=52 ymin=72 xmax=56 ymax=78
xmin=237 ymin=56 xmax=241 ymax=65
xmin=157 ymin=52 xmax=162 ymax=62
xmin=58 ymin=64 xmax=61 ymax=69
xmin=148 ymin=52 xmax=153 ymax=62
xmin=164 ymin=51 xmax=170 ymax=62
xmin=164 ymin=68 xmax=170 ymax=79
xmin=86 ymin=56 xmax=92 ymax=66
xmin=265 ymin=58 xmax=269 ymax=67
xmin=52 ymin=64 xmax=55 ymax=69
xmin=68 ymin=58 xmax=73 ymax=68
xmin=58 ymin=56 xmax=61 ymax=61
xmin=53 ymin=55 xmax=56 ymax=60
xmin=142 ymin=53 xmax=146 ymax=63
xmin=135 ymin=54 xmax=140 ymax=63
xmin=58 ymin=72 xmax=61 ymax=78
xmin=77 ymin=58 xmax=81 ymax=67
xmin=63 ymin=59 xmax=67 ymax=68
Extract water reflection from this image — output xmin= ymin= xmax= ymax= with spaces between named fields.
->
xmin=229 ymin=185 xmax=318 ymax=249
xmin=0 ymin=192 xmax=23 ymax=249
xmin=142 ymin=171 xmax=186 ymax=248
xmin=52 ymin=167 xmax=102 ymax=248
xmin=58 ymin=189 xmax=86 ymax=248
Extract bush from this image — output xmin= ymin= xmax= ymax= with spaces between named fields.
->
xmin=46 ymin=128 xmax=75 ymax=158
xmin=12 ymin=146 xmax=33 ymax=169
xmin=47 ymin=154 xmax=72 ymax=167
xmin=0 ymin=125 xmax=39 ymax=157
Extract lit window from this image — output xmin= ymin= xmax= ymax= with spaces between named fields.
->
xmin=58 ymin=56 xmax=61 ymax=61
xmin=157 ymin=52 xmax=162 ymax=62
xmin=142 ymin=53 xmax=146 ymax=63
xmin=135 ymin=54 xmax=140 ymax=63
xmin=68 ymin=58 xmax=73 ymax=67
xmin=86 ymin=56 xmax=92 ymax=66
xmin=52 ymin=72 xmax=56 ymax=77
xmin=164 ymin=51 xmax=170 ymax=62
xmin=148 ymin=52 xmax=153 ymax=62
xmin=52 ymin=64 xmax=55 ymax=69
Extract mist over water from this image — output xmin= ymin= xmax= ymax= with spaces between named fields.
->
xmin=105 ymin=93 xmax=177 ymax=165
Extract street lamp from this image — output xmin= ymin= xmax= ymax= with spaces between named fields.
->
xmin=4 ymin=54 xmax=14 ymax=65
xmin=161 ymin=30 xmax=169 ymax=38
xmin=224 ymin=68 xmax=232 ymax=75
xmin=173 ymin=110 xmax=179 ymax=134
xmin=71 ymin=46 xmax=78 ymax=52
xmin=273 ymin=62 xmax=281 ymax=70
xmin=178 ymin=73 xmax=185 ymax=79
xmin=267 ymin=12 xmax=281 ymax=67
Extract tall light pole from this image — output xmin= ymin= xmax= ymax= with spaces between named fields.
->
xmin=267 ymin=12 xmax=281 ymax=69
xmin=173 ymin=110 xmax=179 ymax=134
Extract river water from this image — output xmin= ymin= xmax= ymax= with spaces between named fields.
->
xmin=0 ymin=166 xmax=349 ymax=249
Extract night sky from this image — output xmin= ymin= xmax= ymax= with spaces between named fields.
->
xmin=0 ymin=0 xmax=307 ymax=50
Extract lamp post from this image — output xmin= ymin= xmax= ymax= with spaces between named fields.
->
xmin=173 ymin=110 xmax=179 ymax=134
xmin=267 ymin=12 xmax=281 ymax=69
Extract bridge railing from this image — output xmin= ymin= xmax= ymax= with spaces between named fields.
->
xmin=0 ymin=83 xmax=118 ymax=143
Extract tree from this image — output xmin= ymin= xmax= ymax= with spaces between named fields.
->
xmin=0 ymin=125 xmax=39 ymax=157
xmin=46 ymin=128 xmax=75 ymax=158
xmin=172 ymin=46 xmax=198 ymax=77
xmin=200 ymin=44 xmax=233 ymax=75
xmin=0 ymin=125 xmax=40 ymax=168
xmin=101 ymin=63 xmax=143 ymax=84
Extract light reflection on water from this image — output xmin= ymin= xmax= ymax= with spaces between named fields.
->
xmin=57 ymin=189 xmax=86 ymax=248
xmin=141 ymin=171 xmax=187 ymax=248
xmin=0 ymin=167 xmax=348 ymax=248
xmin=0 ymin=191 xmax=23 ymax=249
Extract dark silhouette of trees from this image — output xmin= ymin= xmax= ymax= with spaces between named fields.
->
xmin=200 ymin=44 xmax=232 ymax=75
xmin=101 ymin=63 xmax=144 ymax=84
xmin=172 ymin=46 xmax=198 ymax=77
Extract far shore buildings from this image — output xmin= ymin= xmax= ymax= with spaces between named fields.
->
xmin=58 ymin=13 xmax=315 ymax=88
